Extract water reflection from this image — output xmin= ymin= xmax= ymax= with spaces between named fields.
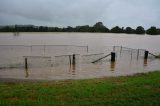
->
xmin=25 ymin=69 xmax=29 ymax=78
xmin=110 ymin=62 xmax=116 ymax=71
xmin=72 ymin=64 xmax=76 ymax=75
xmin=13 ymin=32 xmax=20 ymax=36
xmin=144 ymin=59 xmax=148 ymax=66
xmin=69 ymin=63 xmax=76 ymax=75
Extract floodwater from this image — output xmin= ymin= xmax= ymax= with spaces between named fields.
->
xmin=0 ymin=32 xmax=160 ymax=80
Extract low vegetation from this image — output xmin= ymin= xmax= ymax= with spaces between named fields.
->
xmin=0 ymin=71 xmax=160 ymax=106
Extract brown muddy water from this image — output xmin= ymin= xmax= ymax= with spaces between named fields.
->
xmin=0 ymin=32 xmax=160 ymax=80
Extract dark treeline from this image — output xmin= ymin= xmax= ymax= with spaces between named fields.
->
xmin=0 ymin=22 xmax=160 ymax=35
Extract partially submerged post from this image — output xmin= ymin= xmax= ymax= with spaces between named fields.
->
xmin=120 ymin=46 xmax=122 ymax=56
xmin=144 ymin=51 xmax=149 ymax=59
xmin=137 ymin=49 xmax=139 ymax=60
xmin=44 ymin=45 xmax=46 ymax=56
xmin=72 ymin=54 xmax=76 ymax=73
xmin=111 ymin=52 xmax=116 ymax=62
xmin=25 ymin=58 xmax=28 ymax=70
xmin=69 ymin=55 xmax=72 ymax=67
xmin=72 ymin=54 xmax=76 ymax=65
xmin=131 ymin=49 xmax=133 ymax=60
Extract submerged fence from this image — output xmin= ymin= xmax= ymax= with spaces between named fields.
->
xmin=0 ymin=45 xmax=158 ymax=70
xmin=0 ymin=45 xmax=87 ymax=69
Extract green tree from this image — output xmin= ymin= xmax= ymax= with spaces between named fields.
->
xmin=125 ymin=27 xmax=135 ymax=34
xmin=146 ymin=26 xmax=158 ymax=35
xmin=135 ymin=26 xmax=145 ymax=34
xmin=92 ymin=22 xmax=109 ymax=32
xmin=75 ymin=25 xmax=91 ymax=32
xmin=157 ymin=29 xmax=160 ymax=35
xmin=110 ymin=26 xmax=123 ymax=33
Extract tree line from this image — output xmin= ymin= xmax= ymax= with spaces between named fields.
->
xmin=0 ymin=22 xmax=160 ymax=35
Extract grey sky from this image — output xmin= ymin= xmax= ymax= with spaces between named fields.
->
xmin=0 ymin=0 xmax=159 ymax=28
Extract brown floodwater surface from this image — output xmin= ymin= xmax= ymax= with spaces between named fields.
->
xmin=0 ymin=32 xmax=160 ymax=80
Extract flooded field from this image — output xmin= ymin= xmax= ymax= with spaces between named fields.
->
xmin=0 ymin=32 xmax=160 ymax=80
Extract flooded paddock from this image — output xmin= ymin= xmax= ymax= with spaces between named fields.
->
xmin=0 ymin=33 xmax=160 ymax=80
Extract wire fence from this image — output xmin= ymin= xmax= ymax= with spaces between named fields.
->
xmin=0 ymin=45 xmax=158 ymax=70
xmin=0 ymin=45 xmax=87 ymax=69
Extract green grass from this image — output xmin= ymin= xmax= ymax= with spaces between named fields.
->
xmin=0 ymin=71 xmax=160 ymax=106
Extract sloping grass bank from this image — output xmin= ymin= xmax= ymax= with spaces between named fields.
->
xmin=0 ymin=71 xmax=160 ymax=106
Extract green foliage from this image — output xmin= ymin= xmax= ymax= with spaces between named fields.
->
xmin=135 ymin=26 xmax=145 ymax=34
xmin=92 ymin=22 xmax=109 ymax=32
xmin=110 ymin=26 xmax=124 ymax=33
xmin=0 ymin=23 xmax=160 ymax=35
xmin=146 ymin=26 xmax=158 ymax=35
xmin=125 ymin=27 xmax=135 ymax=34
xmin=0 ymin=71 xmax=160 ymax=106
xmin=75 ymin=25 xmax=91 ymax=32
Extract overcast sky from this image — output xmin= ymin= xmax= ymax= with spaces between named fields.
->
xmin=0 ymin=0 xmax=159 ymax=28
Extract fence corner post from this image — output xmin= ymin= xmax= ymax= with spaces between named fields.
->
xmin=144 ymin=51 xmax=149 ymax=59
xmin=111 ymin=52 xmax=116 ymax=62
xmin=25 ymin=57 xmax=28 ymax=70
xmin=72 ymin=54 xmax=76 ymax=65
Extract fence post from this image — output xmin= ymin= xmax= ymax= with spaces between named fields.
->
xmin=137 ymin=49 xmax=139 ymax=60
xmin=120 ymin=46 xmax=122 ymax=56
xmin=69 ymin=55 xmax=71 ymax=66
xmin=131 ymin=49 xmax=133 ymax=60
xmin=111 ymin=52 xmax=116 ymax=62
xmin=87 ymin=45 xmax=89 ymax=53
xmin=25 ymin=58 xmax=28 ymax=70
xmin=72 ymin=54 xmax=76 ymax=65
xmin=44 ymin=45 xmax=46 ymax=56
xmin=30 ymin=46 xmax=32 ymax=55
xmin=144 ymin=51 xmax=149 ymax=59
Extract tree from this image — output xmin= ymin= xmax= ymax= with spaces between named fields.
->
xmin=39 ymin=26 xmax=48 ymax=32
xmin=110 ymin=26 xmax=123 ymax=33
xmin=146 ymin=26 xmax=158 ymax=35
xmin=75 ymin=25 xmax=91 ymax=32
xmin=92 ymin=22 xmax=109 ymax=32
xmin=135 ymin=26 xmax=145 ymax=34
xmin=157 ymin=29 xmax=160 ymax=35
xmin=125 ymin=27 xmax=135 ymax=34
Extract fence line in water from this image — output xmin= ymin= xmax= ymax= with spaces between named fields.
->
xmin=0 ymin=45 xmax=158 ymax=70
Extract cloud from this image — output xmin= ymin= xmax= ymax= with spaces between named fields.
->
xmin=0 ymin=0 xmax=159 ymax=28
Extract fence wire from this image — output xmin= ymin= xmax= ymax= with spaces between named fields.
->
xmin=0 ymin=45 xmax=157 ymax=70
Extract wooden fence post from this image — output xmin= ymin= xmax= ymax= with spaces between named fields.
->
xmin=111 ymin=52 xmax=116 ymax=62
xmin=25 ymin=58 xmax=28 ymax=70
xmin=131 ymin=50 xmax=133 ymax=60
xmin=120 ymin=46 xmax=122 ymax=56
xmin=69 ymin=55 xmax=71 ymax=67
xmin=87 ymin=45 xmax=89 ymax=53
xmin=137 ymin=49 xmax=139 ymax=60
xmin=72 ymin=54 xmax=76 ymax=65
xmin=144 ymin=51 xmax=149 ymax=59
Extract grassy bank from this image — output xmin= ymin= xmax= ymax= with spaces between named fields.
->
xmin=0 ymin=71 xmax=160 ymax=106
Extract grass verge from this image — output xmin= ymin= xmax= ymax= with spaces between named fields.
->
xmin=0 ymin=71 xmax=160 ymax=106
